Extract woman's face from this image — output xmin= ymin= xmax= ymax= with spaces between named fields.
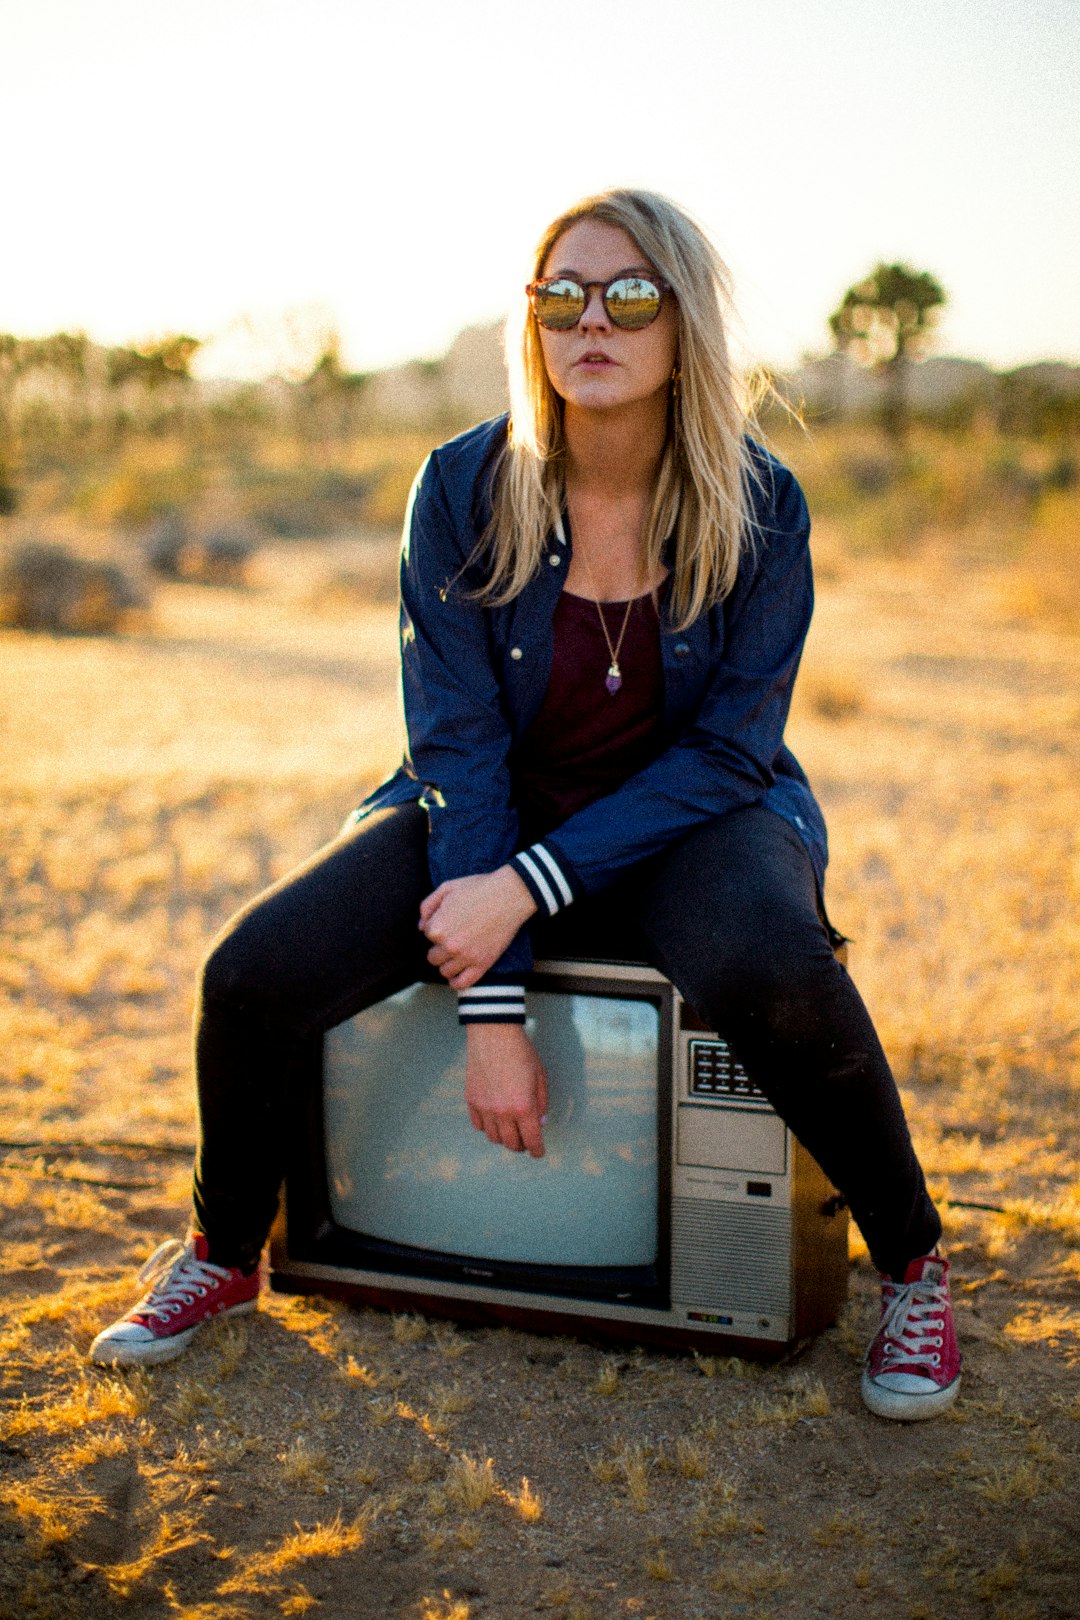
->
xmin=537 ymin=218 xmax=679 ymax=415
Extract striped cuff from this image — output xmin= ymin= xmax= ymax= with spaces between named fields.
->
xmin=457 ymin=984 xmax=526 ymax=1024
xmin=510 ymin=842 xmax=577 ymax=918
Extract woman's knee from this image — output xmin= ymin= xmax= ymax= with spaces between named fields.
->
xmin=198 ymin=905 xmax=282 ymax=1007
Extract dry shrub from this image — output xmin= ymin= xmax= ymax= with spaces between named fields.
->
xmin=277 ymin=1436 xmax=331 ymax=1494
xmin=672 ymin=1435 xmax=710 ymax=1479
xmin=593 ymin=1358 xmax=621 ymax=1397
xmin=742 ymin=1375 xmax=831 ymax=1426
xmin=643 ymin=1542 xmax=673 ymax=1581
xmin=0 ymin=540 xmax=143 ymax=633
xmin=591 ymin=1442 xmax=649 ymax=1512
xmin=813 ymin=1508 xmax=873 ymax=1546
xmin=711 ymin=1558 xmax=791 ymax=1595
xmin=146 ymin=514 xmax=253 ymax=585
xmin=391 ymin=1312 xmax=427 ymax=1344
xmin=805 ymin=668 xmax=865 ymax=721
xmin=444 ymin=1453 xmax=498 ymax=1514
xmin=419 ymin=1592 xmax=472 ymax=1620
xmin=430 ymin=1381 xmax=472 ymax=1418
xmin=510 ymin=1477 xmax=543 ymax=1522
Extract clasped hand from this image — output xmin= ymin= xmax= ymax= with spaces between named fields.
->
xmin=418 ymin=866 xmax=536 ymax=990
xmin=419 ymin=866 xmax=548 ymax=1158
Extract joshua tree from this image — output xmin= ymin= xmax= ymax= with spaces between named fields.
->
xmin=829 ymin=263 xmax=946 ymax=442
xmin=105 ymin=334 xmax=202 ymax=391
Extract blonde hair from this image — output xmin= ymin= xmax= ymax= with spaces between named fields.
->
xmin=482 ymin=188 xmax=764 ymax=630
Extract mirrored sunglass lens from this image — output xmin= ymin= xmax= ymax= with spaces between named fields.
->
xmin=605 ymin=277 xmax=662 ymax=328
xmin=533 ymin=279 xmax=585 ymax=328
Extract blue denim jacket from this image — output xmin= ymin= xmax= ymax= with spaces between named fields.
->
xmin=354 ymin=414 xmax=828 ymax=991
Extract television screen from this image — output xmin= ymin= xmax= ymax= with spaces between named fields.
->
xmin=323 ymin=981 xmax=660 ymax=1268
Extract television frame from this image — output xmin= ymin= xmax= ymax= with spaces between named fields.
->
xmin=270 ymin=959 xmax=849 ymax=1356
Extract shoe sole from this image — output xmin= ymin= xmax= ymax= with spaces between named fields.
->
xmin=89 ymin=1297 xmax=259 ymax=1367
xmin=861 ymin=1367 xmax=961 ymax=1422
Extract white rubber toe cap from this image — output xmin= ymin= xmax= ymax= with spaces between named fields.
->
xmin=861 ymin=1366 xmax=961 ymax=1421
xmin=93 ymin=1321 xmax=156 ymax=1346
xmin=90 ymin=1319 xmax=197 ymax=1366
xmin=870 ymin=1370 xmax=940 ymax=1396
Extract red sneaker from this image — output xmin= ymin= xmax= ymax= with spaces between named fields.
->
xmin=90 ymin=1234 xmax=260 ymax=1367
xmin=861 ymin=1252 xmax=961 ymax=1421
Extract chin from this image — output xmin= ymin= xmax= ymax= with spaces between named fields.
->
xmin=563 ymin=380 xmax=640 ymax=413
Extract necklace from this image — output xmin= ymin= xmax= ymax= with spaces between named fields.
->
xmin=575 ymin=547 xmax=638 ymax=696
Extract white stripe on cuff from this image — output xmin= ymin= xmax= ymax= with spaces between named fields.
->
xmin=528 ymin=843 xmax=574 ymax=909
xmin=458 ymin=986 xmax=524 ymax=999
xmin=515 ymin=849 xmax=559 ymax=916
xmin=458 ymin=984 xmax=526 ymax=1021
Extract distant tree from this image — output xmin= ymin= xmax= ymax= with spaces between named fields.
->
xmin=302 ymin=332 xmax=371 ymax=439
xmin=829 ymin=263 xmax=946 ymax=441
xmin=106 ymin=334 xmax=202 ymax=390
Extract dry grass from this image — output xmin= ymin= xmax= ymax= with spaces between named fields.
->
xmin=443 ymin=1454 xmax=499 ymax=1514
xmin=592 ymin=1358 xmax=621 ymax=1398
xmin=516 ymin=1479 xmax=544 ymax=1522
xmin=391 ymin=1312 xmax=427 ymax=1345
xmin=277 ymin=1437 xmax=332 ymax=1495
xmin=711 ymin=1558 xmax=792 ymax=1596
xmin=1 ymin=431 xmax=1079 ymax=1617
xmin=741 ymin=1376 xmax=832 ymax=1427
xmin=216 ymin=1508 xmax=375 ymax=1596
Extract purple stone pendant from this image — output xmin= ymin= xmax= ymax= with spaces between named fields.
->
xmin=605 ymin=663 xmax=622 ymax=695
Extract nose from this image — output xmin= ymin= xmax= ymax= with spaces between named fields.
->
xmin=578 ymin=285 xmax=613 ymax=332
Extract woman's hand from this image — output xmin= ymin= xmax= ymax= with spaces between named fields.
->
xmin=465 ymin=1024 xmax=548 ymax=1157
xmin=419 ymin=866 xmax=537 ymax=990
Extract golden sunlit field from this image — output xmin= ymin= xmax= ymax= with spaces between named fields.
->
xmin=1 ymin=422 xmax=1079 ymax=1619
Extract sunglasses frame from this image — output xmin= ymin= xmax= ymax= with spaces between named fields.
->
xmin=525 ymin=271 xmax=672 ymax=331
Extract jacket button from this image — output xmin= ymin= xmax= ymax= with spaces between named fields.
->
xmin=549 ymin=553 xmax=561 ymax=566
xmin=674 ymin=642 xmax=690 ymax=657
xmin=510 ymin=646 xmax=523 ymax=660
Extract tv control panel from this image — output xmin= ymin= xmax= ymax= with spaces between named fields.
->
xmin=687 ymin=1038 xmax=768 ymax=1106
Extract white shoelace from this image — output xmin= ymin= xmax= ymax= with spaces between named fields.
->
xmin=876 ymin=1273 xmax=948 ymax=1370
xmin=136 ymin=1238 xmax=235 ymax=1323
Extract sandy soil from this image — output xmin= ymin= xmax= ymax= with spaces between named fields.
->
xmin=1 ymin=531 xmax=1078 ymax=1619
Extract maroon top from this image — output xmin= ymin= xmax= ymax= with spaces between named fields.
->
xmin=512 ymin=588 xmax=665 ymax=844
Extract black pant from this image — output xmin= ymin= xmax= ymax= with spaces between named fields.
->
xmin=192 ymin=802 xmax=941 ymax=1278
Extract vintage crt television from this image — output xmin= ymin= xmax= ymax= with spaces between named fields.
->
xmin=270 ymin=959 xmax=849 ymax=1353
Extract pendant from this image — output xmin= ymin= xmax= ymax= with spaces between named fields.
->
xmin=605 ymin=662 xmax=622 ymax=695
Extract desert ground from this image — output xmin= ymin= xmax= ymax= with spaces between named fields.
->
xmin=1 ymin=494 xmax=1078 ymax=1619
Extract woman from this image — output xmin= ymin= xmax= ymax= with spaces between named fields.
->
xmin=91 ymin=189 xmax=960 ymax=1421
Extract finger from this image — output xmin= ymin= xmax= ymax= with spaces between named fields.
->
xmin=480 ymin=1112 xmax=502 ymax=1146
xmin=448 ymin=964 xmax=483 ymax=990
xmin=418 ymin=886 xmax=447 ymax=923
xmin=426 ymin=944 xmax=450 ymax=966
xmin=467 ymin=1104 xmax=485 ymax=1133
xmin=495 ymin=1115 xmax=525 ymax=1153
xmin=518 ymin=1110 xmax=545 ymax=1159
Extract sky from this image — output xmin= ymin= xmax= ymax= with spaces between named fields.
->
xmin=3 ymin=0 xmax=1079 ymax=380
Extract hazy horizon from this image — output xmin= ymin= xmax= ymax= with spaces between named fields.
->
xmin=4 ymin=0 xmax=1079 ymax=379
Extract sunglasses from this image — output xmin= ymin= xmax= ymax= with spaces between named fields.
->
xmin=526 ymin=272 xmax=671 ymax=331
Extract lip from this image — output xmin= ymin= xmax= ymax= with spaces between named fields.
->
xmin=575 ymin=352 xmax=617 ymax=368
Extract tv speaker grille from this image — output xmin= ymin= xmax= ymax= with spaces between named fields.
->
xmin=670 ymin=1196 xmax=790 ymax=1316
